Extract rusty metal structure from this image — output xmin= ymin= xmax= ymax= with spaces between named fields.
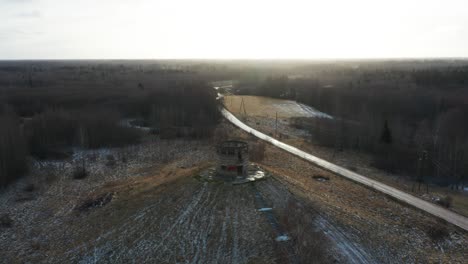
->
xmin=216 ymin=140 xmax=249 ymax=179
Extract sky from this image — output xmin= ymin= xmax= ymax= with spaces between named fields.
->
xmin=1 ymin=0 xmax=468 ymax=59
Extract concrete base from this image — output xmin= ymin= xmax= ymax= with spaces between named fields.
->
xmin=198 ymin=164 xmax=267 ymax=185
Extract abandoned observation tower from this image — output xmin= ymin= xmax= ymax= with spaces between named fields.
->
xmin=216 ymin=140 xmax=249 ymax=179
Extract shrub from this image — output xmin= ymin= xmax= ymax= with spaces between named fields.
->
xmin=105 ymin=154 xmax=116 ymax=167
xmin=250 ymin=141 xmax=266 ymax=162
xmin=77 ymin=192 xmax=114 ymax=212
xmin=426 ymin=222 xmax=449 ymax=241
xmin=436 ymin=196 xmax=453 ymax=208
xmin=72 ymin=160 xmax=88 ymax=179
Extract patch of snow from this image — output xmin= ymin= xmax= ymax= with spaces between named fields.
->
xmin=275 ymin=235 xmax=290 ymax=242
xmin=315 ymin=216 xmax=372 ymax=264
xmin=120 ymin=118 xmax=151 ymax=132
xmin=297 ymin=103 xmax=333 ymax=119
xmin=272 ymin=100 xmax=333 ymax=119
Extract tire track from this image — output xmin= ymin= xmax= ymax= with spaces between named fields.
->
xmin=257 ymin=179 xmax=373 ymax=264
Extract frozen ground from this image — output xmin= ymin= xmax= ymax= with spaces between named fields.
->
xmin=276 ymin=101 xmax=332 ymax=119
xmin=0 ymin=161 xmax=370 ymax=263
xmin=224 ymin=95 xmax=332 ymax=119
xmin=0 ymin=130 xmax=377 ymax=263
xmin=0 ymin=138 xmax=215 ymax=263
xmin=2 ymin=119 xmax=466 ymax=263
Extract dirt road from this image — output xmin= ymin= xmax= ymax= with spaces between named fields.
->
xmin=221 ymin=107 xmax=468 ymax=231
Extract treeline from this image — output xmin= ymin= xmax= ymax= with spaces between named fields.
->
xmin=24 ymin=108 xmax=142 ymax=159
xmin=0 ymin=111 xmax=28 ymax=187
xmin=412 ymin=67 xmax=468 ymax=87
xmin=0 ymin=62 xmax=220 ymax=187
xmin=247 ymin=65 xmax=468 ymax=188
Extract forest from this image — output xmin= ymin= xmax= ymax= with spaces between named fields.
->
xmin=0 ymin=61 xmax=220 ymax=187
xmin=234 ymin=60 xmax=468 ymax=189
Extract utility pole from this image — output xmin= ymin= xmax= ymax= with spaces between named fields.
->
xmin=239 ymin=97 xmax=247 ymax=120
xmin=413 ymin=150 xmax=428 ymax=193
xmin=275 ymin=111 xmax=278 ymax=138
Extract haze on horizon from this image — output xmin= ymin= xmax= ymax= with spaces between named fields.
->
xmin=1 ymin=0 xmax=468 ymax=60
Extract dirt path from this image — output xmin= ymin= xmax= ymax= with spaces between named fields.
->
xmin=221 ymin=107 xmax=468 ymax=232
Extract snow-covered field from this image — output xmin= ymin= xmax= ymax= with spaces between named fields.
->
xmin=275 ymin=101 xmax=333 ymax=119
xmin=0 ymin=158 xmax=362 ymax=263
xmin=0 ymin=130 xmax=375 ymax=263
xmin=2 ymin=117 xmax=466 ymax=263
xmin=0 ymin=138 xmax=215 ymax=263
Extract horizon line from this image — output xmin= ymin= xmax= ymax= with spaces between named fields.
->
xmin=1 ymin=57 xmax=468 ymax=62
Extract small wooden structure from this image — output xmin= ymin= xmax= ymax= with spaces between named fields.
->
xmin=216 ymin=140 xmax=249 ymax=179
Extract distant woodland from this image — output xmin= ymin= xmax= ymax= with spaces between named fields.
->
xmin=0 ymin=61 xmax=220 ymax=187
xmin=235 ymin=60 xmax=468 ymax=188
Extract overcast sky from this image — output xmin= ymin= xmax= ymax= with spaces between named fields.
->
xmin=1 ymin=0 xmax=468 ymax=59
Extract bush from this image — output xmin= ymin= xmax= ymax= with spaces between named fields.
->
xmin=436 ymin=196 xmax=453 ymax=208
xmin=105 ymin=154 xmax=116 ymax=167
xmin=0 ymin=113 xmax=28 ymax=187
xmin=426 ymin=222 xmax=449 ymax=241
xmin=76 ymin=192 xmax=114 ymax=212
xmin=250 ymin=141 xmax=266 ymax=162
xmin=72 ymin=160 xmax=88 ymax=179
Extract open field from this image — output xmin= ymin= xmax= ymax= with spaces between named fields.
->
xmin=225 ymin=122 xmax=468 ymax=262
xmin=224 ymin=95 xmax=331 ymax=119
xmin=1 ymin=122 xmax=467 ymax=263
xmin=258 ymin=142 xmax=468 ymax=263
xmin=0 ymin=133 xmax=361 ymax=263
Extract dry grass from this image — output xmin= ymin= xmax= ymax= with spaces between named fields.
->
xmin=225 ymin=96 xmax=468 ymax=218
xmin=224 ymin=95 xmax=306 ymax=118
xmin=255 ymin=143 xmax=468 ymax=263
xmin=4 ymin=161 xmax=284 ymax=263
